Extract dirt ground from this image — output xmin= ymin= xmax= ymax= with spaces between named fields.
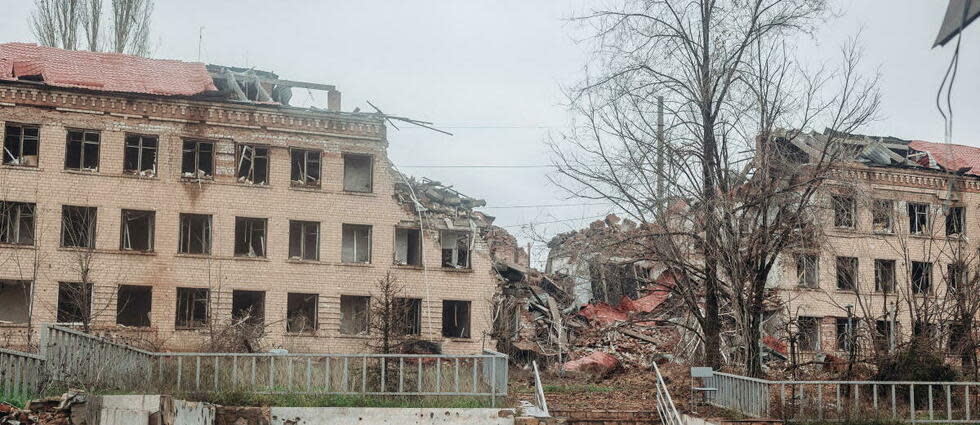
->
xmin=508 ymin=362 xmax=695 ymax=412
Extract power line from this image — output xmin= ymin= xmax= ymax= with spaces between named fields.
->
xmin=398 ymin=164 xmax=557 ymax=169
xmin=482 ymin=202 xmax=610 ymax=209
xmin=500 ymin=213 xmax=611 ymax=228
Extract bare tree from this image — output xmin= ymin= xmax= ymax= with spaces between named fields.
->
xmin=551 ymin=0 xmax=879 ymax=375
xmin=29 ymin=0 xmax=153 ymax=56
xmin=369 ymin=272 xmax=411 ymax=355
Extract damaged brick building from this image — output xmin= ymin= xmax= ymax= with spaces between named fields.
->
xmin=0 ymin=42 xmax=501 ymax=353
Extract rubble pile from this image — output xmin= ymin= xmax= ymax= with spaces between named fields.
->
xmin=0 ymin=390 xmax=86 ymax=425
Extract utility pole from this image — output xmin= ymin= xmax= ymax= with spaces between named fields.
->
xmin=656 ymin=96 xmax=665 ymax=214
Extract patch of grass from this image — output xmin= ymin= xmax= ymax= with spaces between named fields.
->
xmin=179 ymin=391 xmax=494 ymax=408
xmin=787 ymin=421 xmax=905 ymax=425
xmin=0 ymin=392 xmax=35 ymax=409
xmin=541 ymin=384 xmax=618 ymax=393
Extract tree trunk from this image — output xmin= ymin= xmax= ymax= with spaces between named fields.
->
xmin=702 ymin=126 xmax=723 ymax=369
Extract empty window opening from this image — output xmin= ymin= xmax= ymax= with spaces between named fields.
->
xmin=235 ymin=217 xmax=267 ymax=257
xmin=340 ymin=295 xmax=370 ymax=335
xmin=948 ymin=263 xmax=966 ymax=292
xmin=288 ymin=220 xmax=319 ymax=260
xmin=65 ymin=129 xmax=100 ymax=171
xmin=179 ymin=213 xmax=212 ymax=254
xmin=836 ymin=317 xmax=857 ymax=351
xmin=795 ymin=254 xmax=818 ymax=288
xmin=441 ymin=230 xmax=471 ymax=269
xmin=796 ymin=316 xmax=820 ymax=351
xmin=908 ymin=203 xmax=929 ymax=235
xmin=290 ymin=148 xmax=320 ymax=187
xmin=57 ymin=282 xmax=92 ymax=323
xmin=395 ymin=298 xmax=422 ymax=336
xmin=911 ymin=261 xmax=932 ymax=294
xmin=946 ymin=206 xmax=965 ymax=236
xmin=232 ymin=290 xmax=265 ymax=326
xmin=836 ymin=256 xmax=857 ymax=290
xmin=175 ymin=287 xmax=209 ymax=329
xmin=116 ymin=285 xmax=151 ymax=327
xmin=394 ymin=228 xmax=422 ymax=266
xmin=442 ymin=300 xmax=471 ymax=338
xmin=875 ymin=320 xmax=894 ymax=352
xmin=120 ymin=210 xmax=154 ymax=251
xmin=874 ymin=259 xmax=896 ymax=292
xmin=237 ymin=144 xmax=269 ymax=185
xmin=872 ymin=199 xmax=893 ymax=233
xmin=3 ymin=124 xmax=39 ymax=167
xmin=181 ymin=140 xmax=215 ymax=179
xmin=61 ymin=205 xmax=97 ymax=248
xmin=0 ymin=280 xmax=31 ymax=323
xmin=832 ymin=195 xmax=855 ymax=228
xmin=343 ymin=153 xmax=373 ymax=192
xmin=913 ymin=321 xmax=937 ymax=343
xmin=0 ymin=202 xmax=35 ymax=245
xmin=342 ymin=224 xmax=372 ymax=263
xmin=287 ymin=293 xmax=318 ymax=333
xmin=124 ymin=134 xmax=158 ymax=177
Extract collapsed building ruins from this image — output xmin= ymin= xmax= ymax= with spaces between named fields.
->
xmin=0 ymin=42 xmax=514 ymax=354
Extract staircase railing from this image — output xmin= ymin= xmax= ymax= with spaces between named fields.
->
xmin=652 ymin=361 xmax=683 ymax=425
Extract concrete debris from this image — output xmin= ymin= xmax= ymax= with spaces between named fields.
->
xmin=561 ymin=352 xmax=621 ymax=378
xmin=0 ymin=390 xmax=86 ymax=425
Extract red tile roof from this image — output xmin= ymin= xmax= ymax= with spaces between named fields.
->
xmin=0 ymin=42 xmax=216 ymax=96
xmin=908 ymin=140 xmax=980 ymax=176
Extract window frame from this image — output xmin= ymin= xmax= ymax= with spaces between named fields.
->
xmin=835 ymin=256 xmax=858 ymax=291
xmin=442 ymin=300 xmax=472 ymax=339
xmin=175 ymin=287 xmax=210 ymax=329
xmin=946 ymin=206 xmax=965 ymax=236
xmin=64 ymin=128 xmax=101 ymax=172
xmin=120 ymin=209 xmax=155 ymax=252
xmin=116 ymin=284 xmax=152 ymax=327
xmin=874 ymin=259 xmax=897 ymax=293
xmin=3 ymin=123 xmax=40 ymax=167
xmin=61 ymin=205 xmax=98 ymax=249
xmin=234 ymin=216 xmax=268 ymax=258
xmin=288 ymin=220 xmax=320 ymax=261
xmin=342 ymin=153 xmax=374 ymax=193
xmin=795 ymin=254 xmax=819 ymax=289
xmin=236 ymin=143 xmax=270 ymax=185
xmin=832 ymin=195 xmax=856 ymax=229
xmin=341 ymin=223 xmax=372 ymax=264
xmin=796 ymin=316 xmax=821 ymax=352
xmin=872 ymin=199 xmax=894 ymax=233
xmin=0 ymin=201 xmax=36 ymax=246
xmin=180 ymin=139 xmax=216 ymax=179
xmin=441 ymin=230 xmax=472 ymax=269
xmin=339 ymin=295 xmax=371 ymax=335
xmin=123 ymin=133 xmax=159 ymax=176
xmin=290 ymin=148 xmax=321 ymax=188
xmin=908 ymin=202 xmax=930 ymax=235
xmin=178 ymin=213 xmax=212 ymax=255
xmin=911 ymin=261 xmax=933 ymax=294
xmin=286 ymin=293 xmax=319 ymax=334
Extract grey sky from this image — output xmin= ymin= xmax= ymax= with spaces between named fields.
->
xmin=1 ymin=1 xmax=978 ymax=265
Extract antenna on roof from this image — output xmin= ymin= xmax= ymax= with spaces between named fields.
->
xmin=197 ymin=27 xmax=204 ymax=61
xmin=366 ymin=101 xmax=454 ymax=136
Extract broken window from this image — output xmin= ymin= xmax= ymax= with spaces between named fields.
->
xmin=234 ymin=217 xmax=267 ymax=258
xmin=290 ymin=148 xmax=320 ymax=187
xmin=0 ymin=202 xmax=35 ymax=245
xmin=796 ymin=316 xmax=820 ymax=351
xmin=911 ymin=261 xmax=932 ymax=294
xmin=836 ymin=317 xmax=857 ymax=352
xmin=181 ymin=140 xmax=214 ymax=179
xmin=57 ymin=282 xmax=92 ymax=323
xmin=3 ymin=124 xmax=39 ymax=167
xmin=913 ymin=321 xmax=937 ymax=343
xmin=61 ymin=205 xmax=97 ymax=248
xmin=832 ymin=195 xmax=855 ymax=228
xmin=341 ymin=224 xmax=372 ymax=263
xmin=0 ymin=280 xmax=31 ymax=323
xmin=948 ymin=262 xmax=966 ymax=292
xmin=836 ymin=256 xmax=857 ymax=290
xmin=340 ymin=295 xmax=370 ymax=335
xmin=394 ymin=228 xmax=422 ymax=266
xmin=874 ymin=259 xmax=896 ymax=292
xmin=236 ymin=144 xmax=269 ymax=185
xmin=287 ymin=293 xmax=318 ymax=333
xmin=874 ymin=320 xmax=894 ymax=353
xmin=288 ymin=220 xmax=319 ymax=260
xmin=441 ymin=230 xmax=471 ymax=269
xmin=872 ymin=199 xmax=893 ymax=233
xmin=64 ymin=129 xmax=100 ymax=171
xmin=442 ymin=300 xmax=471 ymax=338
xmin=116 ymin=285 xmax=151 ymax=327
xmin=120 ymin=210 xmax=154 ymax=252
xmin=343 ymin=153 xmax=373 ymax=192
xmin=179 ymin=213 xmax=212 ymax=254
xmin=395 ymin=298 xmax=422 ymax=336
xmin=946 ymin=206 xmax=965 ymax=236
xmin=123 ymin=134 xmax=158 ymax=176
xmin=795 ymin=254 xmax=818 ymax=288
xmin=232 ymin=290 xmax=265 ymax=326
xmin=908 ymin=202 xmax=929 ymax=235
xmin=175 ymin=287 xmax=209 ymax=329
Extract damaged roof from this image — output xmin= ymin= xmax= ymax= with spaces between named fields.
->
xmin=0 ymin=42 xmax=217 ymax=96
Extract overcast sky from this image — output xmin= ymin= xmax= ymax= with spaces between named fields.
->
xmin=2 ymin=1 xmax=978 ymax=266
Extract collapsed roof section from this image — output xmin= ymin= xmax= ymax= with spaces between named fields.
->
xmin=778 ymin=128 xmax=980 ymax=177
xmin=0 ymin=43 xmax=342 ymax=110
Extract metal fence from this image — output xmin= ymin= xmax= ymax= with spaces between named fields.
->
xmin=0 ymin=325 xmax=509 ymax=403
xmin=705 ymin=371 xmax=980 ymax=423
xmin=152 ymin=350 xmax=508 ymax=401
xmin=0 ymin=347 xmax=45 ymax=398
xmin=41 ymin=324 xmax=157 ymax=392
xmin=652 ymin=361 xmax=683 ymax=425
